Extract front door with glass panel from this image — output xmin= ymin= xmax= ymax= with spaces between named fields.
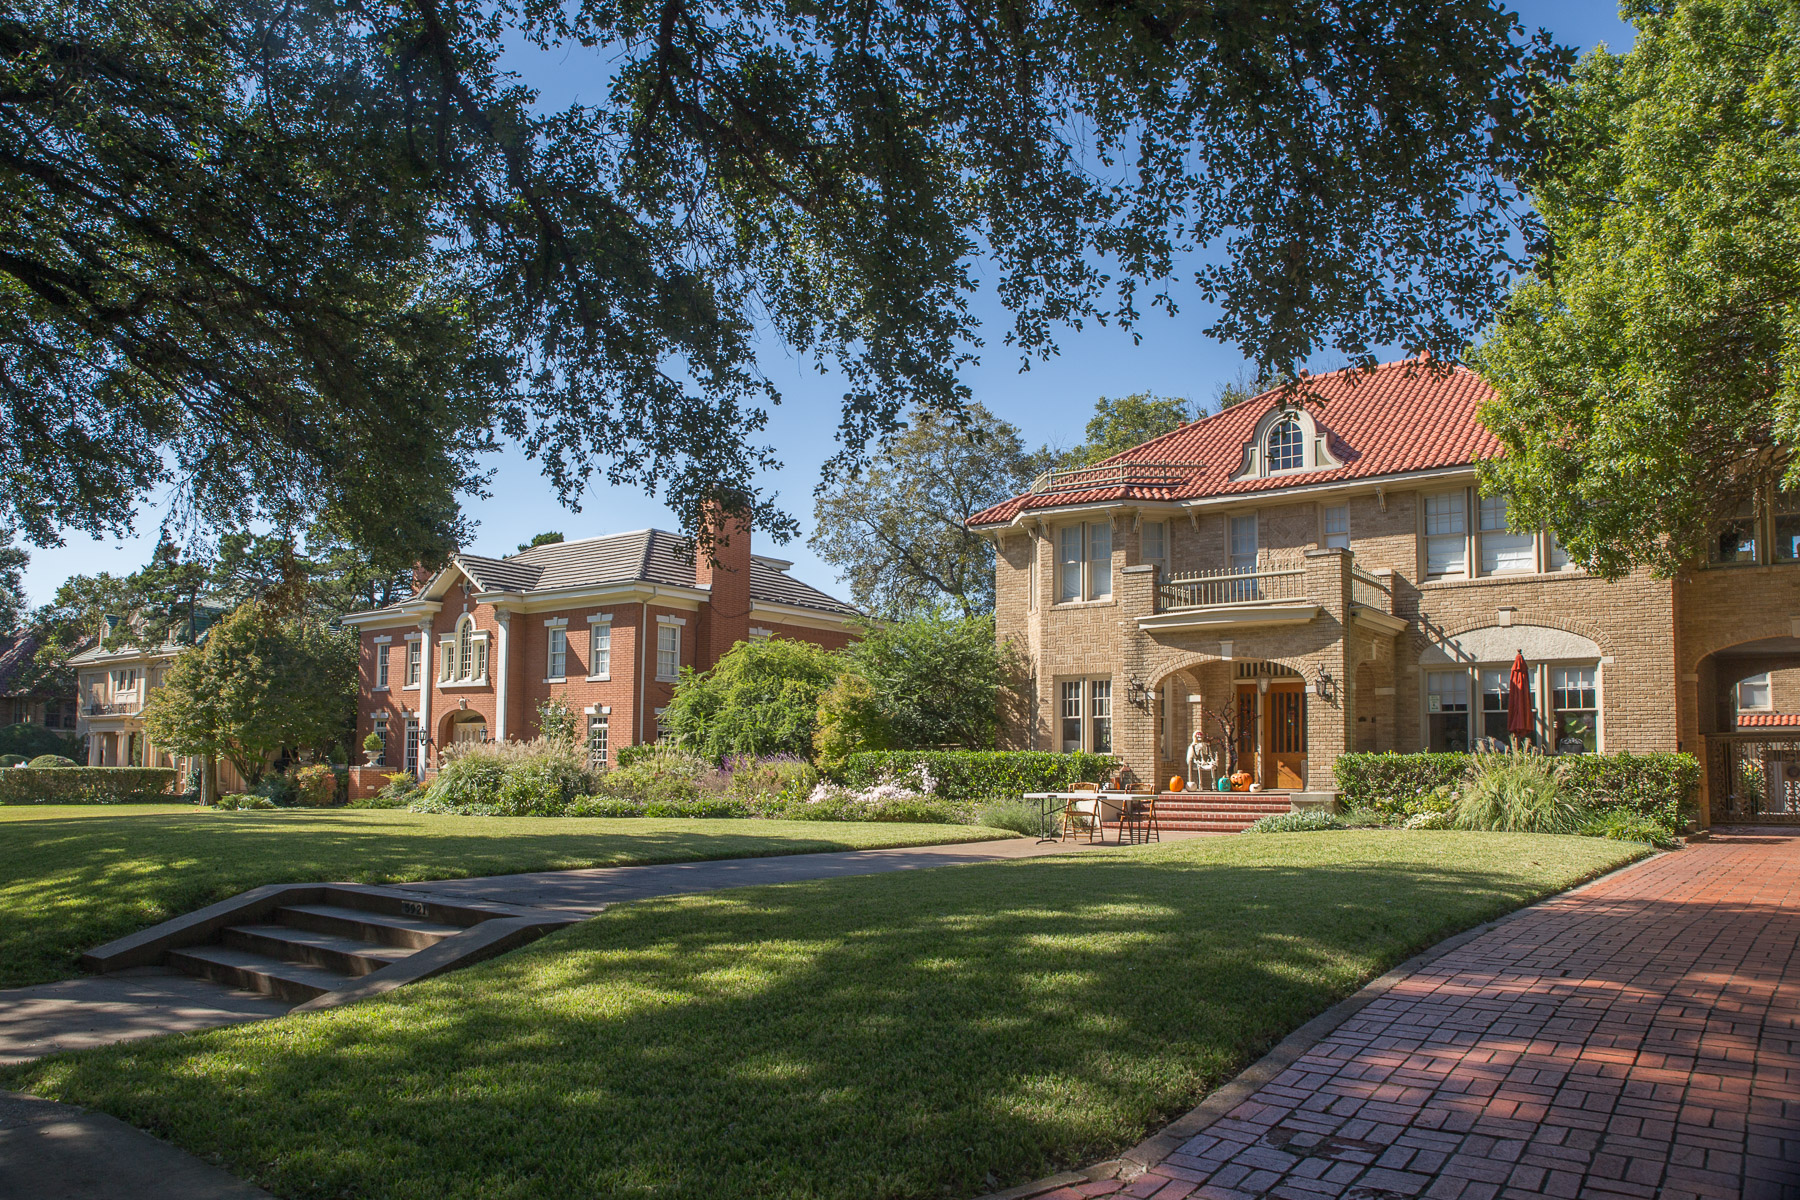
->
xmin=1265 ymin=683 xmax=1306 ymax=790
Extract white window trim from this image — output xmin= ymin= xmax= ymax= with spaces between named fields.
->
xmin=545 ymin=625 xmax=568 ymax=683
xmin=373 ymin=635 xmax=393 ymax=644
xmin=1056 ymin=675 xmax=1115 ymax=754
xmin=587 ymin=616 xmax=613 ymax=681
xmin=1054 ymin=519 xmax=1116 ymax=606
xmin=543 ymin=616 xmax=569 ymax=628
xmin=1737 ymin=673 xmax=1774 ymax=712
xmin=748 ymin=626 xmax=773 ymax=641
xmin=656 ymin=614 xmax=688 ymax=626
xmin=655 ymin=622 xmax=682 ymax=682
xmin=1420 ymin=660 xmax=1604 ymax=754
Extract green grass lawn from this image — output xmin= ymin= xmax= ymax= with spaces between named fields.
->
xmin=5 ymin=832 xmax=1645 ymax=1200
xmin=0 ymin=806 xmax=1012 ymax=988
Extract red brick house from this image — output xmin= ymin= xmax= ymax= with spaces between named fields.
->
xmin=341 ymin=521 xmax=857 ymax=791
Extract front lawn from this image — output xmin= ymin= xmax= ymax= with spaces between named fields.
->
xmin=0 ymin=806 xmax=1012 ymax=988
xmin=7 ymin=832 xmax=1646 ymax=1199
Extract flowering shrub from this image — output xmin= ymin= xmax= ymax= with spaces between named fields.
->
xmin=1240 ymin=809 xmax=1345 ymax=834
xmin=793 ymin=762 xmax=968 ymax=824
xmin=422 ymin=737 xmax=597 ymax=815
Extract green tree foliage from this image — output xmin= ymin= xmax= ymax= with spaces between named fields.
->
xmin=517 ymin=533 xmax=565 ymax=553
xmin=2 ymin=0 xmax=1567 ymax=558
xmin=141 ymin=602 xmax=356 ymax=786
xmin=841 ymin=614 xmax=1010 ymax=752
xmin=1476 ymin=0 xmax=1800 ymax=576
xmin=812 ymin=672 xmax=893 ymax=773
xmin=1068 ymin=393 xmax=1205 ymax=465
xmin=663 ymin=639 xmax=842 ymax=761
xmin=811 ymin=406 xmax=1051 ymax=618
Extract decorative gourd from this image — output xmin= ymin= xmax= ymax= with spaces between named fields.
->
xmin=1229 ymin=771 xmax=1254 ymax=792
xmin=1168 ymin=776 xmax=1186 ymax=793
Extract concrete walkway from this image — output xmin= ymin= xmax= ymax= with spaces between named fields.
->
xmin=0 ymin=1091 xmax=273 ymax=1199
xmin=1037 ymin=830 xmax=1800 ymax=1200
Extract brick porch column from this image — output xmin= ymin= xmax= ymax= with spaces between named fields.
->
xmin=1118 ymin=564 xmax=1159 ymax=786
xmin=1302 ymin=549 xmax=1355 ymax=791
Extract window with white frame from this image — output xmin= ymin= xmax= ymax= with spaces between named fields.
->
xmin=372 ymin=714 xmax=389 ymax=763
xmin=1546 ymin=531 xmax=1572 ymax=571
xmin=587 ymin=712 xmax=609 ymax=769
xmin=404 ymin=714 xmax=421 ymax=772
xmin=547 ymin=627 xmax=567 ymax=680
xmin=458 ymin=617 xmax=473 ymax=677
xmin=375 ymin=644 xmax=389 ymax=690
xmin=1426 ymin=670 xmax=1470 ymax=752
xmin=441 ymin=615 xmax=490 ymax=684
xmin=1059 ymin=678 xmax=1112 ymax=752
xmin=657 ymin=622 xmax=681 ymax=679
xmin=1552 ymin=667 xmax=1598 ymax=753
xmin=1141 ymin=519 xmax=1166 ymax=572
xmin=1229 ymin=513 xmax=1258 ymax=571
xmin=1478 ymin=495 xmax=1535 ymax=574
xmin=1027 ymin=536 xmax=1038 ymax=611
xmin=1267 ymin=418 xmax=1305 ymax=472
xmin=654 ymin=707 xmax=672 ymax=742
xmin=1737 ymin=672 xmax=1772 ymax=712
xmin=111 ymin=668 xmax=138 ymax=694
xmin=1055 ymin=521 xmax=1113 ymax=602
xmin=588 ymin=620 xmax=611 ymax=678
xmin=1322 ymin=504 xmax=1349 ymax=550
xmin=1424 ymin=491 xmax=1468 ymax=578
xmin=406 ymin=639 xmax=422 ymax=686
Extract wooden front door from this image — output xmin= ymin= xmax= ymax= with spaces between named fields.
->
xmin=1265 ymin=683 xmax=1306 ymax=790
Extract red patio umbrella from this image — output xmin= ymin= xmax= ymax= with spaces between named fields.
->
xmin=1507 ymin=651 xmax=1533 ymax=743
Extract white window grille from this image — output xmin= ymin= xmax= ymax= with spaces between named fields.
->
xmin=1323 ymin=505 xmax=1349 ymax=550
xmin=1230 ymin=514 xmax=1258 ymax=571
xmin=376 ymin=646 xmax=389 ymax=690
xmin=1058 ymin=525 xmax=1082 ymax=603
xmin=1090 ymin=680 xmax=1112 ymax=754
xmin=1086 ymin=520 xmax=1112 ymax=599
xmin=1267 ymin=418 xmax=1304 ymax=471
xmin=547 ymin=628 xmax=567 ymax=680
xmin=1478 ymin=495 xmax=1534 ymax=575
xmin=1060 ymin=680 xmax=1083 ymax=752
xmin=1424 ymin=492 xmax=1468 ymax=578
xmin=589 ymin=622 xmax=611 ymax=678
xmin=657 ymin=624 xmax=681 ymax=679
xmin=1738 ymin=673 xmax=1772 ymax=711
xmin=1553 ymin=667 xmax=1599 ymax=753
xmin=404 ymin=715 xmax=421 ymax=772
xmin=406 ymin=640 xmax=421 ymax=686
xmin=587 ymin=713 xmax=609 ymax=769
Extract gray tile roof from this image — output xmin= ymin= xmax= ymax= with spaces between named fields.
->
xmin=408 ymin=529 xmax=853 ymax=617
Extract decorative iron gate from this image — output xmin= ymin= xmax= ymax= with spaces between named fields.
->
xmin=1703 ymin=733 xmax=1800 ymax=824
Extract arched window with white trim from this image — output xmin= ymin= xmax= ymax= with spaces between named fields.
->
xmin=455 ymin=616 xmax=474 ymax=681
xmin=1267 ymin=418 xmax=1304 ymax=472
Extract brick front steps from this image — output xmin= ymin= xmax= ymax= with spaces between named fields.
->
xmin=1103 ymin=793 xmax=1292 ymax=835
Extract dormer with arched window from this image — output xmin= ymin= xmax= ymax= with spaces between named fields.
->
xmin=1230 ymin=403 xmax=1345 ymax=480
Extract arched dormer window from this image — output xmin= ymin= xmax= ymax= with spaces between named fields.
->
xmin=1267 ymin=418 xmax=1304 ymax=472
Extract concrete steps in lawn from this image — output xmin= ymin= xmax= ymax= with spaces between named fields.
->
xmin=82 ymin=884 xmax=582 ymax=1011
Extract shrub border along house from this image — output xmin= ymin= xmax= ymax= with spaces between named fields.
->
xmin=1332 ymin=751 xmax=1699 ymax=837
xmin=838 ymin=751 xmax=1119 ymax=806
xmin=0 ymin=767 xmax=180 ymax=805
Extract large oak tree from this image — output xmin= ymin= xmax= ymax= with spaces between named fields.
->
xmin=4 ymin=0 xmax=1568 ymax=559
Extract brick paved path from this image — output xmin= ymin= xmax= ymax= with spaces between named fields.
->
xmin=1060 ymin=831 xmax=1800 ymax=1200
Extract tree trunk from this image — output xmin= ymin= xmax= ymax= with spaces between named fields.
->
xmin=199 ymin=755 xmax=219 ymax=806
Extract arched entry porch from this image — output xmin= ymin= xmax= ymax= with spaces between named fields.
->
xmin=1698 ymin=635 xmax=1800 ymax=824
xmin=1152 ymin=658 xmax=1310 ymax=793
xmin=439 ymin=708 xmax=490 ymax=755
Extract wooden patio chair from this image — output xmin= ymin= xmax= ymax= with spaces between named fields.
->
xmin=1116 ymin=793 xmax=1160 ymax=845
xmin=1061 ymin=787 xmax=1104 ymax=844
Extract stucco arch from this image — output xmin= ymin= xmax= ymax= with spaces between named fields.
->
xmin=1418 ymin=624 xmax=1604 ymax=667
xmin=1416 ymin=614 xmax=1615 ymax=665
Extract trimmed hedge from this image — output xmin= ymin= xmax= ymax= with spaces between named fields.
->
xmin=0 ymin=766 xmax=180 ymax=805
xmin=1333 ymin=751 xmax=1699 ymax=832
xmin=838 ymin=751 xmax=1118 ymax=806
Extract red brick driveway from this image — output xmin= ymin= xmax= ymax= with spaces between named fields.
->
xmin=1056 ymin=831 xmax=1800 ymax=1200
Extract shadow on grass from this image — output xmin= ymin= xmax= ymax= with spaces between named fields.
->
xmin=0 ymin=811 xmax=1004 ymax=988
xmin=7 ymin=834 xmax=1644 ymax=1200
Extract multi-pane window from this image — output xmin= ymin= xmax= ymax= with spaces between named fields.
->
xmin=1055 ymin=521 xmax=1113 ymax=602
xmin=654 ymin=707 xmax=673 ymax=742
xmin=1060 ymin=681 xmax=1083 ymax=752
xmin=1426 ymin=670 xmax=1470 ymax=752
xmin=1776 ymin=494 xmax=1800 ymax=562
xmin=1267 ymin=418 xmax=1304 ymax=471
xmin=1229 ymin=514 xmax=1258 ymax=571
xmin=1479 ymin=668 xmax=1512 ymax=744
xmin=1478 ymin=495 xmax=1535 ymax=574
xmin=372 ymin=715 xmax=389 ymax=763
xmin=1738 ymin=673 xmax=1772 ymax=711
xmin=1713 ymin=500 xmax=1758 ymax=564
xmin=1546 ymin=532 xmax=1571 ymax=571
xmin=1086 ymin=521 xmax=1112 ymax=599
xmin=1552 ymin=667 xmax=1598 ymax=754
xmin=1090 ymin=680 xmax=1113 ymax=755
xmin=404 ymin=715 xmax=421 ymax=773
xmin=1424 ymin=492 xmax=1468 ymax=577
xmin=458 ymin=619 xmax=473 ymax=678
xmin=1323 ymin=505 xmax=1349 ymax=550
xmin=587 ymin=713 xmax=609 ymax=770
xmin=111 ymin=668 xmax=138 ymax=693
xmin=589 ymin=622 xmax=611 ymax=678
xmin=376 ymin=644 xmax=389 ymax=690
xmin=406 ymin=639 xmax=422 ymax=686
xmin=657 ymin=623 xmax=681 ymax=679
xmin=547 ymin=627 xmax=567 ymax=680
xmin=1142 ymin=520 xmax=1166 ymax=572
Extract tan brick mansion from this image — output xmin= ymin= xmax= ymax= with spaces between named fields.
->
xmin=970 ymin=356 xmax=1800 ymax=824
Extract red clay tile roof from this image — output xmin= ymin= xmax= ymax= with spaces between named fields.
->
xmin=1737 ymin=713 xmax=1800 ymax=728
xmin=967 ymin=357 xmax=1500 ymax=528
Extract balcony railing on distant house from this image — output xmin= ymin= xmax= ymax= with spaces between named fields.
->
xmin=1158 ymin=565 xmax=1307 ymax=611
xmin=1028 ymin=461 xmax=1201 ymax=496
xmin=83 ymin=700 xmax=140 ymax=717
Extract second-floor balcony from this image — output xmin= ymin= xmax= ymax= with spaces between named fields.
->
xmin=1139 ymin=556 xmax=1404 ymax=635
xmin=83 ymin=700 xmax=142 ymax=718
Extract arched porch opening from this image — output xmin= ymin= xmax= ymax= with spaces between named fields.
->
xmin=1697 ymin=635 xmax=1800 ymax=824
xmin=440 ymin=708 xmax=490 ymax=756
xmin=1151 ymin=657 xmax=1311 ymax=794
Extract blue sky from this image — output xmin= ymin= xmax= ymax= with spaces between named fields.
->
xmin=19 ymin=1 xmax=1635 ymax=608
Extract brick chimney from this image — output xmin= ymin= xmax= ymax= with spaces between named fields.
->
xmin=695 ymin=503 xmax=753 ymax=668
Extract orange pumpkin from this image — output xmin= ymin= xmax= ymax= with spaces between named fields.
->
xmin=1168 ymin=775 xmax=1186 ymax=793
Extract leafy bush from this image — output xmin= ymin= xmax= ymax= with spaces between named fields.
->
xmin=347 ymin=790 xmax=413 ymax=810
xmin=813 ymin=671 xmax=891 ymax=772
xmin=423 ymin=737 xmax=596 ymax=816
xmin=839 ymin=614 xmax=1009 ymax=751
xmin=27 ymin=754 xmax=77 ymax=769
xmin=722 ymin=755 xmax=818 ymax=809
xmin=361 ymin=731 xmax=386 ymax=764
xmin=1578 ymin=805 xmax=1677 ymax=849
xmin=0 ymin=724 xmax=81 ymax=761
xmin=252 ymin=773 xmax=299 ymax=807
xmin=293 ymin=763 xmax=342 ymax=807
xmin=1403 ymin=808 xmax=1456 ymax=830
xmin=0 ymin=754 xmax=26 ymax=768
xmin=565 ymin=795 xmax=651 ymax=818
xmin=0 ymin=766 xmax=179 ymax=804
xmin=838 ymin=751 xmax=1117 ymax=805
xmin=590 ymin=750 xmax=709 ymax=808
xmin=215 ymin=793 xmax=278 ymax=811
xmin=1241 ymin=809 xmax=1346 ymax=834
xmin=1454 ymin=748 xmax=1587 ymax=833
xmin=614 ymin=743 xmax=674 ymax=769
xmin=664 ymin=638 xmax=842 ymax=761
xmin=1332 ymin=753 xmax=1468 ymax=815
xmin=974 ymin=799 xmax=1047 ymax=837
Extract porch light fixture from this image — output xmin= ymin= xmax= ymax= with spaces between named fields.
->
xmin=1313 ymin=670 xmax=1336 ymax=702
xmin=1127 ymin=678 xmax=1152 ymax=711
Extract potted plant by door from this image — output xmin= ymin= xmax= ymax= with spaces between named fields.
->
xmin=362 ymin=731 xmax=385 ymax=767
